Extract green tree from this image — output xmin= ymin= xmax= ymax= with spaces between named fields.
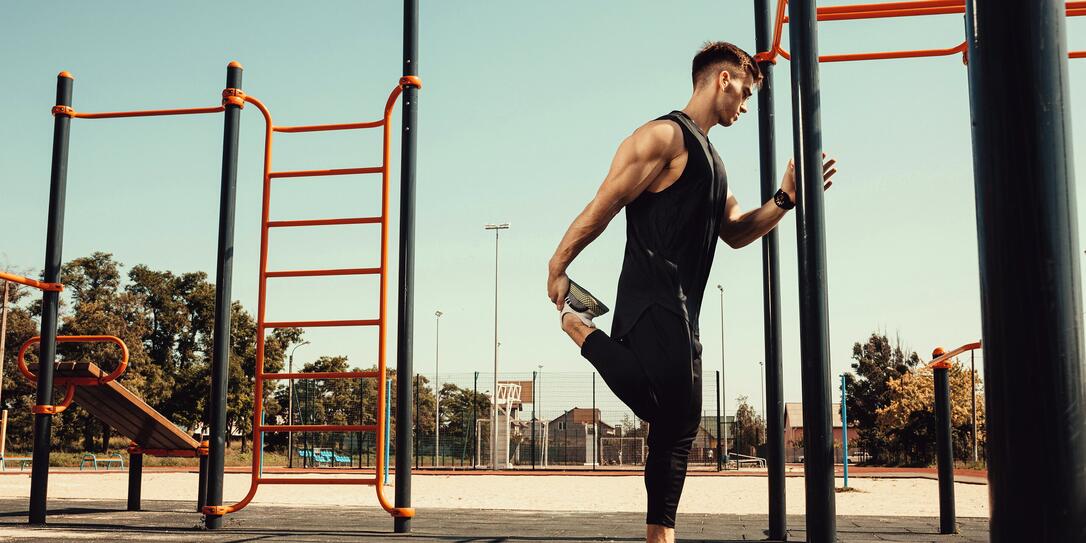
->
xmin=734 ymin=395 xmax=766 ymax=455
xmin=844 ymin=332 xmax=921 ymax=463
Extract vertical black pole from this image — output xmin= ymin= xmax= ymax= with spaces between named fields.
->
xmin=933 ymin=357 xmax=956 ymax=534
xmin=472 ymin=371 xmax=478 ymax=469
xmin=197 ymin=451 xmax=208 ymax=512
xmin=127 ymin=452 xmax=143 ymax=511
xmin=715 ymin=370 xmax=723 ymax=471
xmin=532 ymin=370 xmax=537 ymax=469
xmin=964 ymin=2 xmax=1086 ymax=541
xmin=591 ymin=372 xmax=597 ymax=469
xmin=414 ymin=374 xmax=420 ymax=469
xmin=787 ymin=0 xmax=835 ymax=540
xmin=754 ymin=0 xmax=786 ymax=537
xmin=204 ymin=61 xmax=243 ymax=530
xmin=394 ymin=0 xmax=418 ymax=532
xmin=28 ymin=71 xmax=73 ymax=526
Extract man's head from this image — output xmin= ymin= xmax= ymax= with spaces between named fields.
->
xmin=691 ymin=41 xmax=762 ymax=127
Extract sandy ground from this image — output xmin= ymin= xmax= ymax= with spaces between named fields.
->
xmin=0 ymin=471 xmax=988 ymax=518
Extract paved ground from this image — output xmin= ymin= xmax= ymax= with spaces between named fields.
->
xmin=0 ymin=499 xmax=989 ymax=542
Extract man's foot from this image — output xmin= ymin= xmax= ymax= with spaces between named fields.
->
xmin=646 ymin=524 xmax=675 ymax=543
xmin=560 ymin=279 xmax=610 ymax=327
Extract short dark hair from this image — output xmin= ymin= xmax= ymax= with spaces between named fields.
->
xmin=692 ymin=41 xmax=762 ymax=89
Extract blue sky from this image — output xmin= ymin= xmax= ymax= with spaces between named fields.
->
xmin=2 ymin=2 xmax=1084 ymax=417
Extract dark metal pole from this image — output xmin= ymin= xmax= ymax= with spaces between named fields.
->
xmin=932 ymin=353 xmax=956 ymax=534
xmin=532 ymin=370 xmax=537 ymax=469
xmin=28 ymin=71 xmax=73 ymax=525
xmin=592 ymin=372 xmax=597 ymax=469
xmin=472 ymin=371 xmax=478 ymax=469
xmin=414 ymin=374 xmax=420 ymax=469
xmin=970 ymin=349 xmax=977 ymax=464
xmin=715 ymin=370 xmax=723 ymax=471
xmin=964 ymin=3 xmax=1086 ymax=540
xmin=197 ymin=448 xmax=208 ymax=512
xmin=204 ymin=61 xmax=243 ymax=530
xmin=394 ymin=0 xmax=418 ymax=532
xmin=787 ymin=0 xmax=835 ymax=540
xmin=127 ymin=452 xmax=143 ymax=511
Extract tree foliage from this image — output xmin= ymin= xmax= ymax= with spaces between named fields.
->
xmin=734 ymin=395 xmax=766 ymax=455
xmin=843 ymin=332 xmax=921 ymax=463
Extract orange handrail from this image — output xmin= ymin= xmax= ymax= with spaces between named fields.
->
xmin=928 ymin=341 xmax=982 ymax=369
xmin=17 ymin=335 xmax=129 ymax=415
xmin=208 ymin=76 xmax=419 ymax=520
xmin=0 ymin=272 xmax=63 ymax=292
xmin=18 ymin=335 xmax=129 ymax=386
xmin=755 ymin=1 xmax=1084 ymax=64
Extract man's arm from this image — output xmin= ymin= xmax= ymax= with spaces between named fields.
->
xmin=547 ymin=121 xmax=682 ymax=308
xmin=719 ymin=157 xmax=837 ymax=248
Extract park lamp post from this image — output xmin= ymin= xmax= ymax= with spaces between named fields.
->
xmin=484 ymin=222 xmax=509 ymax=469
xmin=286 ymin=340 xmax=309 ymax=468
xmin=434 ymin=310 xmax=442 ymax=467
xmin=717 ymin=285 xmax=729 ymax=463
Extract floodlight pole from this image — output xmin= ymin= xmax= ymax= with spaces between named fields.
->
xmin=484 ymin=223 xmax=509 ymax=470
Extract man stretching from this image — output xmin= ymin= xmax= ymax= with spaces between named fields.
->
xmin=546 ymin=42 xmax=836 ymax=543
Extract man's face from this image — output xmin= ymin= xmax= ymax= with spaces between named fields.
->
xmin=716 ymin=70 xmax=754 ymax=127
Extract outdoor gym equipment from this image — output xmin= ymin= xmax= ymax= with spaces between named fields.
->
xmin=752 ymin=1 xmax=1084 ymax=541
xmin=14 ymin=0 xmax=421 ymax=532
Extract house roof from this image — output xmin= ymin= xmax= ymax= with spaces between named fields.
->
xmin=552 ymin=407 xmax=614 ymax=429
xmin=784 ymin=402 xmax=843 ymax=429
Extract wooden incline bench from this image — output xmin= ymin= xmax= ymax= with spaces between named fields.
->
xmin=46 ymin=361 xmax=209 ymax=512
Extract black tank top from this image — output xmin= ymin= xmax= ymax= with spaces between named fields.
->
xmin=611 ymin=111 xmax=728 ymax=338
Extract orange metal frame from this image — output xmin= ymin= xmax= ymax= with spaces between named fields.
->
xmin=17 ymin=68 xmax=421 ymax=519
xmin=0 ymin=272 xmax=63 ymax=292
xmin=927 ymin=341 xmax=982 ymax=369
xmin=754 ymin=1 xmax=1086 ymax=64
xmin=203 ymin=75 xmax=421 ymax=519
xmin=17 ymin=335 xmax=129 ymax=414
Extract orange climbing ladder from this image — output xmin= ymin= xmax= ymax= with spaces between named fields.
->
xmin=204 ymin=76 xmax=420 ymax=519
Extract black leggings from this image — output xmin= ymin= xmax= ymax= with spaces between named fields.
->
xmin=580 ymin=305 xmax=702 ymax=528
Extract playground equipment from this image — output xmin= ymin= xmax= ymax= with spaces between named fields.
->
xmin=14 ymin=0 xmax=421 ymax=532
xmin=927 ymin=341 xmax=982 ymax=535
xmin=752 ymin=2 xmax=1084 ymax=541
xmin=17 ymin=334 xmax=208 ymax=511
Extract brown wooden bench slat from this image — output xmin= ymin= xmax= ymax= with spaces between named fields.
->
xmin=44 ymin=362 xmax=199 ymax=453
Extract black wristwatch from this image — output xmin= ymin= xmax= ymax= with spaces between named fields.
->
xmin=773 ymin=189 xmax=795 ymax=210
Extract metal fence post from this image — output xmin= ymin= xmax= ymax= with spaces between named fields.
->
xmin=932 ymin=348 xmax=956 ymax=534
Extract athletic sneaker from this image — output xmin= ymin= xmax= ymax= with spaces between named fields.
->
xmin=560 ymin=279 xmax=610 ymax=328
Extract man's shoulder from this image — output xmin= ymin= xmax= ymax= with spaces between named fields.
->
xmin=629 ymin=117 xmax=684 ymax=155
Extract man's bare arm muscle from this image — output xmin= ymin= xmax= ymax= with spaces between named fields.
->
xmin=718 ymin=157 xmax=837 ymax=249
xmin=547 ymin=121 xmax=683 ymax=309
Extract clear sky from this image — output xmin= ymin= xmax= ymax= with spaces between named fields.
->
xmin=2 ymin=1 xmax=1084 ymax=417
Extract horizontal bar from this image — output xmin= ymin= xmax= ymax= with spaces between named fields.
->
xmin=273 ymin=120 xmax=384 ymax=133
xmin=256 ymin=477 xmax=378 ymax=486
xmin=820 ymin=43 xmax=965 ymax=62
xmin=258 ymin=424 xmax=377 ymax=433
xmin=0 ymin=271 xmax=63 ymax=292
xmin=1073 ymin=51 xmax=1086 ymax=59
xmin=816 ymin=0 xmax=962 ymax=16
xmin=792 ymin=5 xmax=963 ymax=22
xmin=72 ymin=105 xmax=225 ymax=119
xmin=262 ymin=319 xmax=380 ymax=329
xmin=266 ymin=217 xmax=381 ymax=228
xmin=265 ymin=267 xmax=381 ymax=278
xmin=269 ymin=167 xmax=382 ymax=179
xmin=262 ymin=370 xmax=380 ymax=380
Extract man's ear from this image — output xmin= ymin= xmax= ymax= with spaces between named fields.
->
xmin=718 ymin=69 xmax=731 ymax=91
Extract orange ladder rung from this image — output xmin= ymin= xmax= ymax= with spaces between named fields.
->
xmin=256 ymin=477 xmax=379 ymax=486
xmin=262 ymin=318 xmax=380 ymax=329
xmin=258 ymin=424 xmax=377 ymax=433
xmin=265 ymin=267 xmax=381 ymax=278
xmin=267 ymin=217 xmax=381 ymax=228
xmin=273 ymin=120 xmax=385 ymax=133
xmin=269 ymin=166 xmax=382 ymax=179
xmin=262 ymin=370 xmax=380 ymax=380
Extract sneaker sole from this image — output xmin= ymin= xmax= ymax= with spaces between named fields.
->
xmin=567 ymin=279 xmax=610 ymax=318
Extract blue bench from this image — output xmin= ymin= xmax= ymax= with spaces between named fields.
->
xmin=79 ymin=452 xmax=125 ymax=471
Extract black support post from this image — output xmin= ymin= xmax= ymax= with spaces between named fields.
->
xmin=787 ymin=0 xmax=836 ymax=541
xmin=964 ymin=2 xmax=1086 ymax=541
xmin=715 ymin=370 xmax=722 ymax=471
xmin=932 ymin=356 xmax=956 ymax=534
xmin=197 ymin=451 xmax=208 ymax=512
xmin=127 ymin=452 xmax=143 ymax=512
xmin=531 ymin=370 xmax=537 ymax=469
xmin=754 ymin=0 xmax=786 ymax=538
xmin=394 ymin=0 xmax=419 ymax=532
xmin=204 ymin=61 xmax=243 ymax=530
xmin=28 ymin=71 xmax=74 ymax=526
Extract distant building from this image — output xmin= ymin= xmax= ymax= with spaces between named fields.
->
xmin=546 ymin=407 xmax=614 ymax=465
xmin=783 ymin=402 xmax=845 ymax=446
